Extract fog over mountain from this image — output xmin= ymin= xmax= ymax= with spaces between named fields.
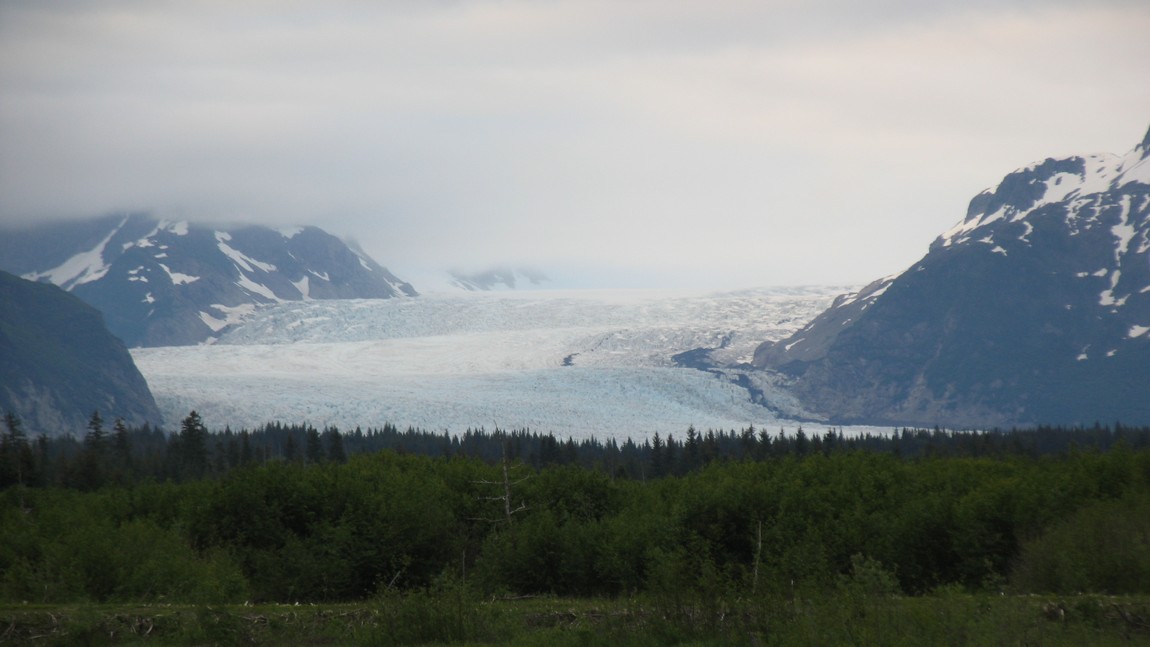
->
xmin=2 ymin=1 xmax=1147 ymax=288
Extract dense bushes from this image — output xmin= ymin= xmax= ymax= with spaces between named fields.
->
xmin=2 ymin=443 xmax=1150 ymax=604
xmin=0 ymin=486 xmax=246 ymax=603
xmin=1013 ymin=494 xmax=1150 ymax=594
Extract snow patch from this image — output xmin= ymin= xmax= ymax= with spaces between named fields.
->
xmin=1099 ymin=271 xmax=1126 ymax=307
xmin=1115 ymin=146 xmax=1150 ymax=187
xmin=292 ymin=276 xmax=311 ymax=299
xmin=278 ymin=227 xmax=304 ymax=238
xmin=1019 ymin=220 xmax=1033 ymax=243
xmin=940 ymin=205 xmax=1006 ymax=247
xmin=215 ymin=232 xmax=277 ymax=273
xmin=1074 ymin=153 xmax=1122 ymax=196
xmin=1111 ymin=195 xmax=1135 ymax=261
xmin=1040 ymin=172 xmax=1085 ymax=204
xmin=23 ymin=217 xmax=126 ymax=290
xmin=198 ymin=303 xmax=261 ymax=334
xmin=1129 ymin=325 xmax=1150 ymax=339
xmin=158 ymin=263 xmax=200 ymax=285
xmin=236 ymin=273 xmax=283 ymax=302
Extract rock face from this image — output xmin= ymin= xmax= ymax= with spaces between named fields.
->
xmin=0 ymin=270 xmax=162 ymax=436
xmin=755 ymin=126 xmax=1150 ymax=428
xmin=0 ymin=214 xmax=416 ymax=346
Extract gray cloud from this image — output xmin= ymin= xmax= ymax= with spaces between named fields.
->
xmin=2 ymin=0 xmax=1149 ymax=287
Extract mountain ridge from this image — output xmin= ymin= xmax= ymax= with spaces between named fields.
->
xmin=755 ymin=124 xmax=1150 ymax=427
xmin=0 ymin=214 xmax=416 ymax=346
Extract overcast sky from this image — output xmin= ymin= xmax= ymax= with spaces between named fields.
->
xmin=2 ymin=1 xmax=1149 ymax=289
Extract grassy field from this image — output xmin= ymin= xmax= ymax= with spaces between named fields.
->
xmin=4 ymin=592 xmax=1150 ymax=646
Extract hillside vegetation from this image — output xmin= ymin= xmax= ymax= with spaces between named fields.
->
xmin=3 ymin=415 xmax=1150 ymax=644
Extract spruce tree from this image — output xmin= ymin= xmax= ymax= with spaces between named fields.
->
xmin=284 ymin=434 xmax=298 ymax=462
xmin=326 ymin=427 xmax=347 ymax=464
xmin=71 ymin=410 xmax=108 ymax=490
xmin=685 ymin=426 xmax=700 ymax=472
xmin=84 ymin=410 xmax=106 ymax=454
xmin=112 ymin=418 xmax=132 ymax=482
xmin=241 ymin=431 xmax=254 ymax=465
xmin=178 ymin=411 xmax=209 ymax=480
xmin=306 ymin=426 xmax=324 ymax=464
xmin=650 ymin=433 xmax=665 ymax=478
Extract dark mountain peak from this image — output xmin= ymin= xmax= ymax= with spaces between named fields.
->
xmin=932 ymin=125 xmax=1150 ymax=253
xmin=949 ymin=157 xmax=1088 ymax=239
xmin=758 ymin=125 xmax=1150 ymax=427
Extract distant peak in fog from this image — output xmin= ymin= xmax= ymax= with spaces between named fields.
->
xmin=448 ymin=266 xmax=551 ymax=291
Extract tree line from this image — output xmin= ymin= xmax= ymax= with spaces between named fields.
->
xmin=4 ymin=408 xmax=1150 ymax=490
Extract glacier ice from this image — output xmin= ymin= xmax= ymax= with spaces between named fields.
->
xmin=132 ymin=287 xmax=894 ymax=440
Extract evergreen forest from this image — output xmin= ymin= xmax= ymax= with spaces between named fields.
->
xmin=4 ymin=410 xmax=1150 ymax=645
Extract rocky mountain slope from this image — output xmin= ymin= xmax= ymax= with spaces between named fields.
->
xmin=0 ymin=214 xmax=416 ymax=346
xmin=755 ymin=125 xmax=1150 ymax=427
xmin=0 ymin=270 xmax=161 ymax=435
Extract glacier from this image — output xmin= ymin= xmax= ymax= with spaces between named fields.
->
xmin=132 ymin=286 xmax=893 ymax=440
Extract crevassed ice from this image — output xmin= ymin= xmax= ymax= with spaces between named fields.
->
xmin=133 ymin=288 xmax=853 ymax=439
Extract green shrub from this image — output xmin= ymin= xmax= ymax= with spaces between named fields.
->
xmin=1012 ymin=495 xmax=1150 ymax=594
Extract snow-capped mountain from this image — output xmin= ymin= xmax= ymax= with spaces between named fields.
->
xmin=756 ymin=125 xmax=1150 ymax=427
xmin=0 ymin=214 xmax=416 ymax=347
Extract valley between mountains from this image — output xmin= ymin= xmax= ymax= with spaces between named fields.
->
xmin=131 ymin=287 xmax=882 ymax=439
